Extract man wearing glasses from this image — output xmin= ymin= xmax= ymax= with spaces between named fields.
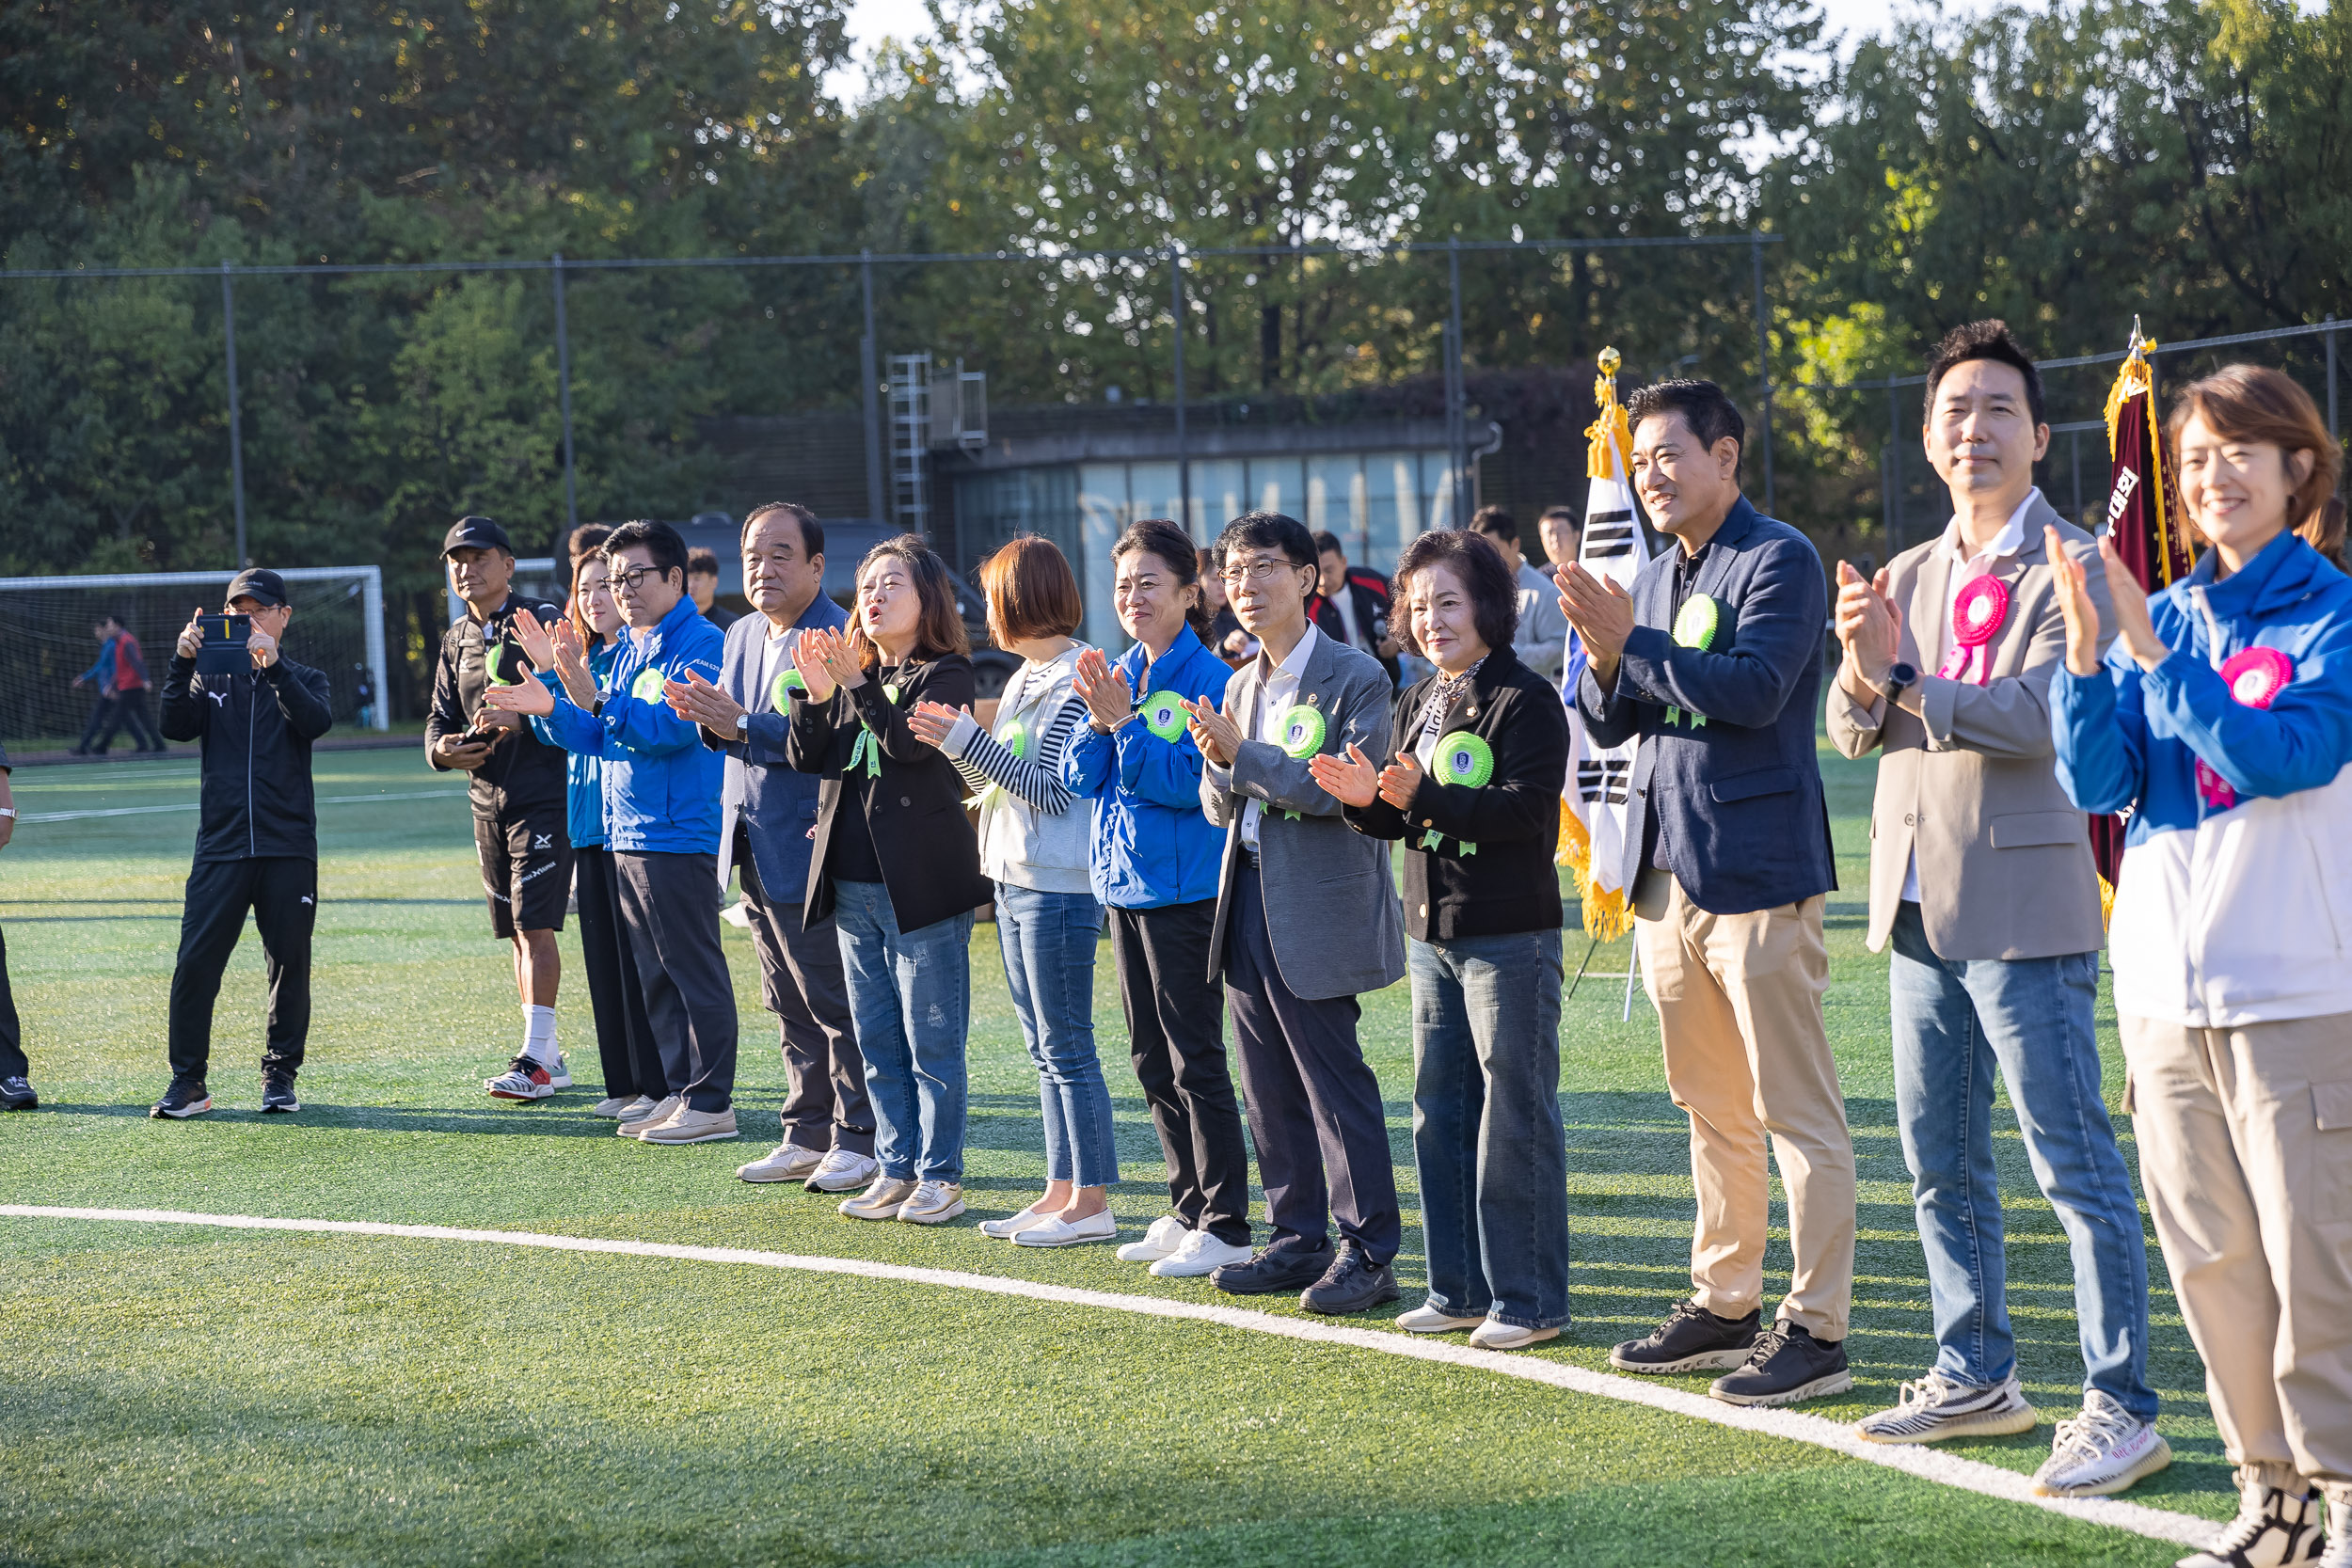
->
xmin=1185 ymin=511 xmax=1407 ymax=1316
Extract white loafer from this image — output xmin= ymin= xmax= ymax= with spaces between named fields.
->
xmin=1469 ymin=1322 xmax=1560 ymax=1351
xmin=979 ymin=1203 xmax=1057 ymax=1240
xmin=1012 ymin=1210 xmax=1118 ymax=1247
xmin=1395 ymin=1303 xmax=1486 ymax=1334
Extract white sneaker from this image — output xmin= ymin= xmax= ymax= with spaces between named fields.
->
xmin=1469 ymin=1321 xmax=1560 ymax=1351
xmin=804 ymin=1148 xmax=878 ymax=1193
xmin=979 ymin=1202 xmax=1057 ymax=1240
xmin=1148 ymin=1230 xmax=1255 ymax=1278
xmin=738 ymin=1144 xmax=824 ymax=1182
xmin=618 ymin=1095 xmax=680 ymax=1138
xmin=2034 ymin=1390 xmax=2171 ymax=1497
xmin=1855 ymin=1370 xmax=2040 ymax=1446
xmin=722 ymin=898 xmax=755 ymax=929
xmin=1395 ymin=1303 xmax=1485 ymax=1334
xmin=1013 ymin=1209 xmax=1117 ymax=1247
xmin=2176 ymin=1469 xmax=2325 ymax=1568
xmin=1115 ymin=1214 xmax=1191 ymax=1261
xmin=639 ymin=1105 xmax=739 ymax=1144
xmin=896 ymin=1180 xmax=966 ymax=1226
xmin=2319 ymin=1487 xmax=2351 ymax=1568
xmin=587 ymin=1097 xmax=638 ymax=1118
xmin=839 ymin=1177 xmax=918 ymax=1220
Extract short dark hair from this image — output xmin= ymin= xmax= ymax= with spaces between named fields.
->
xmin=1391 ymin=528 xmax=1519 ymax=658
xmin=600 ymin=519 xmax=690 ymax=584
xmin=1540 ymin=505 xmax=1579 ymax=529
xmin=1627 ymin=379 xmax=1745 ymax=465
xmin=567 ymin=524 xmax=612 ymax=562
xmin=742 ymin=501 xmax=822 ymax=561
xmin=1924 ymin=319 xmax=2047 ymax=427
xmin=1470 ymin=505 xmax=1518 ymax=544
xmin=1219 ymin=512 xmax=1320 ymax=570
xmin=686 ymin=546 xmax=722 ymax=578
xmin=978 ymin=534 xmax=1084 ymax=641
xmin=1311 ymin=529 xmax=1346 ymax=561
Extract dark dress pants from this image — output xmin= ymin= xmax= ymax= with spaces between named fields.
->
xmin=740 ymin=838 xmax=871 ymax=1155
xmin=167 ymin=856 xmax=315 ymax=1081
xmin=0 ymin=921 xmax=24 ymax=1080
xmin=1111 ymin=898 xmax=1251 ymax=1245
xmin=1222 ymin=859 xmax=1401 ymax=1264
xmin=613 ymin=850 xmax=738 ymax=1113
xmin=573 ymin=847 xmax=662 ymax=1101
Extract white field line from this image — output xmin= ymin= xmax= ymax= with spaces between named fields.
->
xmin=23 ymin=789 xmax=467 ymax=824
xmin=1 ymin=1203 xmax=2216 ymax=1549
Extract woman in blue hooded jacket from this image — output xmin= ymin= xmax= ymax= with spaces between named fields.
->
xmin=1065 ymin=519 xmax=1255 ymax=1279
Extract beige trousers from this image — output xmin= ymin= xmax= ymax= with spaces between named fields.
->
xmin=2122 ymin=1011 xmax=2352 ymax=1483
xmin=1636 ymin=879 xmax=1855 ymax=1339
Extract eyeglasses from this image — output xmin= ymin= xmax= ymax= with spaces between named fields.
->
xmin=611 ymin=565 xmax=668 ymax=592
xmin=1219 ymin=558 xmax=1306 ymax=586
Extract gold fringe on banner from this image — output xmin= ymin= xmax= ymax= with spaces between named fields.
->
xmin=1586 ymin=346 xmax=1632 ymax=482
xmin=2104 ymin=329 xmax=2185 ymax=587
xmin=1553 ymin=804 xmax=1631 ymax=939
xmin=1556 ymin=797 xmax=1590 ymax=874
xmin=2098 ymin=875 xmax=2116 ymax=930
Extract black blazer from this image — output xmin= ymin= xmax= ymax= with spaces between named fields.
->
xmin=785 ymin=654 xmax=993 ymax=934
xmin=1311 ymin=578 xmax=1400 ymax=685
xmin=1345 ymin=644 xmax=1568 ymax=941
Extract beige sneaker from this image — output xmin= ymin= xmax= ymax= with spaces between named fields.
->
xmin=737 ymin=1143 xmax=824 ymax=1182
xmin=840 ymin=1177 xmax=918 ymax=1220
xmin=897 ymin=1180 xmax=966 ymax=1225
xmin=639 ymin=1105 xmax=739 ymax=1144
xmin=617 ymin=1095 xmax=680 ymax=1138
xmin=1469 ymin=1321 xmax=1561 ymax=1351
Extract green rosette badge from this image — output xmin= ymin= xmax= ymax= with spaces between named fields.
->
xmin=1139 ymin=689 xmax=1188 ymax=741
xmin=629 ymin=665 xmax=667 ymax=705
xmin=1420 ymin=731 xmax=1493 ymax=855
xmin=1666 ymin=594 xmax=1722 ymax=728
xmin=770 ymin=667 xmax=807 ymax=711
xmin=1276 ymin=703 xmax=1326 ymax=820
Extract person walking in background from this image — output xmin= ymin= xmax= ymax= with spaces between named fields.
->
xmin=1314 ymin=529 xmax=1573 ymax=1351
xmin=1068 ymin=520 xmax=1253 ymax=1279
xmin=151 ymin=570 xmax=333 ymax=1118
xmin=1310 ymin=530 xmax=1400 ymax=686
xmin=72 ymin=614 xmax=166 ymax=755
xmin=426 ymin=516 xmax=577 ymax=1103
xmin=1470 ymin=507 xmax=1570 ymax=682
xmin=487 ymin=521 xmax=739 ymax=1146
xmin=2052 ymin=365 xmax=2352 ymax=1568
xmin=785 ymin=536 xmax=993 ymax=1227
xmin=69 ymin=616 xmax=120 ymax=755
xmin=664 ymin=503 xmax=876 ymax=1195
xmin=1188 ymin=511 xmax=1407 ymax=1315
xmin=687 ymin=546 xmax=740 ymax=631
xmin=0 ymin=742 xmax=33 ymax=1112
xmin=1559 ymin=379 xmax=1854 ymax=1409
xmin=1829 ymin=322 xmax=2166 ymax=1497
xmin=910 ymin=536 xmax=1114 ymax=1249
xmin=524 ymin=529 xmax=663 ymax=1120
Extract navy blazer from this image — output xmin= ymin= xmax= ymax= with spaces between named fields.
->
xmin=1577 ymin=496 xmax=1836 ymax=915
xmin=704 ymin=591 xmax=850 ymax=903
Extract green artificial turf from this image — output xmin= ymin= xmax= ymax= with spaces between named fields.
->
xmin=0 ymin=746 xmax=2232 ymax=1565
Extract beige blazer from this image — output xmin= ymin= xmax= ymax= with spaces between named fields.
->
xmin=1825 ymin=494 xmax=2115 ymax=959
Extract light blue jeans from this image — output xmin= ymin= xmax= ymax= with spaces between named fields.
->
xmin=833 ymin=879 xmax=974 ymax=1183
xmin=995 ymin=883 xmax=1117 ymax=1187
xmin=1889 ymin=901 xmax=2156 ymax=1421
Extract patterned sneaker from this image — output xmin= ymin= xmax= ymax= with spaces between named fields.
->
xmin=484 ymin=1055 xmax=557 ymax=1101
xmin=2033 ymin=1390 xmax=2172 ymax=1497
xmin=2176 ymin=1469 xmax=2325 ymax=1568
xmin=1855 ymin=1370 xmax=2039 ymax=1445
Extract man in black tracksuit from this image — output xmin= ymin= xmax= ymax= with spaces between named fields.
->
xmin=151 ymin=568 xmax=334 ymax=1118
xmin=424 ymin=515 xmax=575 ymax=1099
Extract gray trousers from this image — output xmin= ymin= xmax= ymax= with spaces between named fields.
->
xmin=739 ymin=837 xmax=871 ymax=1155
xmin=613 ymin=850 xmax=738 ymax=1115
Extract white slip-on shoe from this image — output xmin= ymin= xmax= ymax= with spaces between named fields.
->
xmin=1469 ymin=1321 xmax=1560 ymax=1351
xmin=1855 ymin=1370 xmax=2039 ymax=1446
xmin=618 ymin=1095 xmax=681 ymax=1138
xmin=1148 ymin=1230 xmax=1256 ymax=1278
xmin=1115 ymin=1214 xmax=1191 ymax=1262
xmin=839 ymin=1177 xmax=918 ymax=1220
xmin=1013 ymin=1209 xmax=1117 ymax=1248
xmin=640 ymin=1106 xmax=739 ymax=1145
xmin=2033 ymin=1390 xmax=2171 ymax=1497
xmin=1395 ymin=1303 xmax=1486 ymax=1334
xmin=737 ymin=1143 xmax=824 ymax=1182
xmin=896 ymin=1180 xmax=967 ymax=1226
xmin=587 ymin=1097 xmax=638 ymax=1119
xmin=979 ymin=1203 xmax=1056 ymax=1240
xmin=804 ymin=1148 xmax=879 ymax=1193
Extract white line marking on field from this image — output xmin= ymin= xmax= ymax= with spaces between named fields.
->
xmin=23 ymin=790 xmax=466 ymax=823
xmin=0 ymin=1204 xmax=2217 ymax=1549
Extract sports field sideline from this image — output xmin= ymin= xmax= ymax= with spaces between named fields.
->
xmin=0 ymin=744 xmax=2235 ymax=1565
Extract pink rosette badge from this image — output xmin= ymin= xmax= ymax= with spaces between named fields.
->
xmin=2196 ymin=645 xmax=2296 ymax=811
xmin=1936 ymin=575 xmax=2009 ymax=686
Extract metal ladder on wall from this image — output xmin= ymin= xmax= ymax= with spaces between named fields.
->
xmin=888 ymin=352 xmax=930 ymax=536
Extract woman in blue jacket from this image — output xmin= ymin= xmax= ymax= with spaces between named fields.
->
xmin=2051 ymin=365 xmax=2352 ymax=1562
xmin=1065 ymin=518 xmax=1254 ymax=1278
xmin=527 ymin=538 xmax=660 ymax=1118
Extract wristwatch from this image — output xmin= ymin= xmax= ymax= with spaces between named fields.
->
xmin=735 ymin=712 xmax=750 ymax=740
xmin=1876 ymin=660 xmax=1919 ymax=702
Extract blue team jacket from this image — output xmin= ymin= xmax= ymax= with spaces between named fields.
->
xmin=529 ymin=641 xmax=618 ymax=849
xmin=1062 ymin=623 xmax=1229 ymax=909
xmin=536 ymin=596 xmax=725 ymax=855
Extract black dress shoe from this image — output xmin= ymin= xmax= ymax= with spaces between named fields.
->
xmin=1299 ymin=1243 xmax=1400 ymax=1316
xmin=0 ymin=1075 xmax=36 ymax=1111
xmin=1608 ymin=1300 xmax=1761 ymax=1373
xmin=1708 ymin=1321 xmax=1852 ymax=1408
xmin=260 ymin=1072 xmax=300 ymax=1114
xmin=1210 ymin=1244 xmax=1334 ymax=1295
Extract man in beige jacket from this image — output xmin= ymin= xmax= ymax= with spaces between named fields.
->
xmin=1828 ymin=322 xmax=2166 ymax=1499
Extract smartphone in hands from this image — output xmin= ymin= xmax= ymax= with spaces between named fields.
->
xmin=195 ymin=613 xmax=253 ymax=676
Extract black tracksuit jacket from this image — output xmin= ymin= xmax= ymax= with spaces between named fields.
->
xmin=159 ymin=653 xmax=335 ymax=862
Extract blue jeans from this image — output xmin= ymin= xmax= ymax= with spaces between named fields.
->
xmin=1408 ymin=929 xmax=1573 ymax=1330
xmin=995 ymin=883 xmax=1117 ymax=1187
xmin=1889 ymin=901 xmax=2155 ymax=1420
xmin=833 ymin=879 xmax=975 ymax=1183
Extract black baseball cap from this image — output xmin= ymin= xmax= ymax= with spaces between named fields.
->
xmin=442 ymin=515 xmax=514 ymax=556
xmin=225 ymin=568 xmax=290 ymax=608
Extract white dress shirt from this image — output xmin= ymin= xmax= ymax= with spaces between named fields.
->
xmin=1901 ymin=488 xmax=2036 ymax=902
xmin=1240 ymin=622 xmax=1323 ymax=851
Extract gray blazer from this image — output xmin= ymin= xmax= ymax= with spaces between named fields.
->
xmin=1201 ymin=629 xmax=1407 ymax=1001
xmin=1826 ymin=494 xmax=2115 ymax=959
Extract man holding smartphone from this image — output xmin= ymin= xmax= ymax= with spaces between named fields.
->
xmin=425 ymin=515 xmax=576 ymax=1101
xmin=151 ymin=569 xmax=334 ymax=1117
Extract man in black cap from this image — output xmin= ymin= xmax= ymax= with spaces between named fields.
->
xmin=426 ymin=516 xmax=576 ymax=1101
xmin=151 ymin=569 xmax=334 ymax=1117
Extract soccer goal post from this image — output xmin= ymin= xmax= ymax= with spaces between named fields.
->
xmin=0 ymin=564 xmax=391 ymax=750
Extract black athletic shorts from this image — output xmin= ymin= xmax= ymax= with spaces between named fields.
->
xmin=474 ymin=809 xmax=574 ymax=940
